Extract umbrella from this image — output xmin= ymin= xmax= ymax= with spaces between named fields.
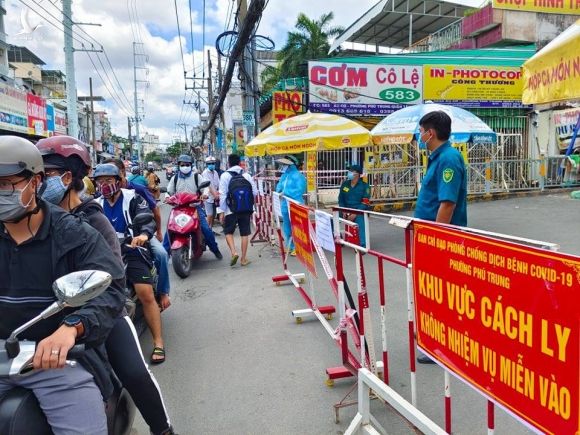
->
xmin=370 ymin=103 xmax=496 ymax=146
xmin=245 ymin=112 xmax=370 ymax=157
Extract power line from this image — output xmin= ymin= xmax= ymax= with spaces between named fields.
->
xmin=188 ymin=0 xmax=196 ymax=75
xmin=173 ymin=0 xmax=187 ymax=76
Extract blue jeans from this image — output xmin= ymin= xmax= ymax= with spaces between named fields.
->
xmin=163 ymin=206 xmax=220 ymax=255
xmin=150 ymin=237 xmax=170 ymax=295
xmin=281 ymin=207 xmax=294 ymax=251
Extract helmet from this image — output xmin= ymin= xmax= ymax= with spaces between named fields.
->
xmin=0 ymin=136 xmax=44 ymax=176
xmin=130 ymin=166 xmax=140 ymax=174
xmin=35 ymin=136 xmax=91 ymax=168
xmin=177 ymin=154 xmax=192 ymax=164
xmin=93 ymin=163 xmax=120 ymax=179
xmin=205 ymin=156 xmax=216 ymax=164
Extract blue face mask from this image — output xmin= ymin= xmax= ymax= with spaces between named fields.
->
xmin=279 ymin=165 xmax=288 ymax=174
xmin=346 ymin=171 xmax=355 ymax=180
xmin=41 ymin=174 xmax=68 ymax=205
xmin=207 ymin=164 xmax=215 ymax=171
xmin=418 ymin=131 xmax=432 ymax=150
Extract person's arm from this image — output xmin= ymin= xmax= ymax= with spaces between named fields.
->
xmin=219 ymin=173 xmax=229 ymax=211
xmin=436 ymin=201 xmax=456 ymax=223
xmin=338 ymin=183 xmax=346 ymax=207
xmin=436 ymin=154 xmax=463 ymax=224
xmin=130 ymin=195 xmax=156 ymax=247
xmin=167 ymin=175 xmax=177 ymax=195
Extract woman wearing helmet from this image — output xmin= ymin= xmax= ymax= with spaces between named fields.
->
xmin=36 ymin=137 xmax=175 ymax=435
xmin=202 ymin=156 xmax=221 ymax=228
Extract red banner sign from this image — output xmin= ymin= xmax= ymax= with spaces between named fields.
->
xmin=26 ymin=93 xmax=47 ymax=137
xmin=289 ymin=201 xmax=317 ymax=277
xmin=413 ymin=222 xmax=580 ymax=434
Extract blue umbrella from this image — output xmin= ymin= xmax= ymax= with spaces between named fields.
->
xmin=370 ymin=103 xmax=496 ymax=145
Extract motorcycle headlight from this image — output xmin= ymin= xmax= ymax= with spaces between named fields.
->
xmin=175 ymin=214 xmax=192 ymax=228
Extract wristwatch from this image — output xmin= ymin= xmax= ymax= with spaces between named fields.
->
xmin=62 ymin=315 xmax=85 ymax=339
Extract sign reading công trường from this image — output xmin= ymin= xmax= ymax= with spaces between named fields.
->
xmin=413 ymin=221 xmax=580 ymax=434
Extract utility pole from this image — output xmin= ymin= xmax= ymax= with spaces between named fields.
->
xmin=132 ymin=42 xmax=141 ymax=162
xmin=176 ymin=123 xmax=189 ymax=154
xmin=127 ymin=117 xmax=133 ymax=159
xmin=62 ymin=0 xmax=78 ymax=139
xmin=237 ymin=0 xmax=254 ymax=143
xmin=217 ymin=52 xmax=226 ymax=161
xmin=207 ymin=49 xmax=216 ymax=152
xmin=89 ymin=77 xmax=96 ymax=163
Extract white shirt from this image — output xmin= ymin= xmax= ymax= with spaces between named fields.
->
xmin=201 ymin=168 xmax=220 ymax=203
xmin=219 ymin=165 xmax=258 ymax=214
xmin=167 ymin=169 xmax=209 ymax=196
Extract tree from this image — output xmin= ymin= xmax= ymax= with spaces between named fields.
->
xmin=261 ymin=12 xmax=344 ymax=94
xmin=145 ymin=151 xmax=163 ymax=164
xmin=166 ymin=142 xmax=187 ymax=158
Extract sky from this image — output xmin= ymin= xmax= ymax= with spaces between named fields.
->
xmin=3 ymin=0 xmax=483 ymax=144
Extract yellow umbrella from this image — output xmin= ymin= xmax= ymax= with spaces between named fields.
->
xmin=245 ymin=112 xmax=370 ymax=157
xmin=522 ymin=18 xmax=580 ymax=105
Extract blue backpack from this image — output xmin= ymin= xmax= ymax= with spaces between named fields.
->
xmin=227 ymin=171 xmax=254 ymax=213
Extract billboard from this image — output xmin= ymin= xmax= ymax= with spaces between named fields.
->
xmin=27 ymin=93 xmax=47 ymax=137
xmin=0 ymin=83 xmax=28 ymax=134
xmin=423 ymin=65 xmax=526 ymax=108
xmin=46 ymin=104 xmax=55 ymax=135
xmin=308 ymin=61 xmax=423 ymax=115
xmin=289 ymin=202 xmax=317 ymax=277
xmin=272 ymin=91 xmax=305 ymax=123
xmin=54 ymin=108 xmax=68 ymax=135
xmin=493 ymin=0 xmax=580 ymax=14
xmin=413 ymin=221 xmax=580 ymax=434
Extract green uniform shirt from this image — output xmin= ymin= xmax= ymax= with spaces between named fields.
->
xmin=338 ymin=179 xmax=371 ymax=210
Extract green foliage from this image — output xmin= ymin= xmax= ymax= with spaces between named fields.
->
xmin=166 ymin=142 xmax=187 ymax=158
xmin=145 ymin=151 xmax=163 ymax=164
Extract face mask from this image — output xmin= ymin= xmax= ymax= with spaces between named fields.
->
xmin=180 ymin=166 xmax=192 ymax=175
xmin=40 ymin=174 xmax=68 ymax=205
xmin=207 ymin=164 xmax=215 ymax=171
xmin=347 ymin=171 xmax=355 ymax=180
xmin=98 ymin=181 xmax=120 ymax=198
xmin=279 ymin=165 xmax=288 ymax=174
xmin=419 ymin=131 xmax=432 ymax=150
xmin=0 ymin=178 xmax=34 ymax=222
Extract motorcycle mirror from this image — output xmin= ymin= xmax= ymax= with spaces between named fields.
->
xmin=132 ymin=213 xmax=154 ymax=227
xmin=53 ymin=270 xmax=112 ymax=307
xmin=198 ymin=180 xmax=211 ymax=189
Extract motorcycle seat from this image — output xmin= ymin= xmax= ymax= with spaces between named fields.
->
xmin=0 ymin=387 xmax=52 ymax=435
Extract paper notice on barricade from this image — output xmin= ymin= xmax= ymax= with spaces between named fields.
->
xmin=315 ymin=210 xmax=335 ymax=253
xmin=272 ymin=192 xmax=282 ymax=217
xmin=258 ymin=179 xmax=265 ymax=195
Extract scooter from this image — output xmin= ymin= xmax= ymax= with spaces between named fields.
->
xmin=165 ymin=181 xmax=211 ymax=278
xmin=0 ymin=270 xmax=136 ymax=435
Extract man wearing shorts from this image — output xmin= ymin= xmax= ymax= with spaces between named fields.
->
xmin=219 ymin=154 xmax=258 ymax=267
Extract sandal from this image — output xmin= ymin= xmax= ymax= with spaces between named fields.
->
xmin=150 ymin=347 xmax=166 ymax=364
xmin=241 ymin=259 xmax=252 ymax=266
xmin=230 ymin=254 xmax=239 ymax=267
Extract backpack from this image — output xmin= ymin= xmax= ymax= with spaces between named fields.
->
xmin=173 ymin=172 xmax=200 ymax=193
xmin=227 ymin=171 xmax=254 ymax=213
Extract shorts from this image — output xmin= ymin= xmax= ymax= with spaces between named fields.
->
xmin=204 ymin=201 xmax=216 ymax=217
xmin=125 ymin=254 xmax=155 ymax=285
xmin=224 ymin=212 xmax=253 ymax=236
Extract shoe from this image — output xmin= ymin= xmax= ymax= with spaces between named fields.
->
xmin=241 ymin=259 xmax=252 ymax=266
xmin=290 ymin=250 xmax=296 ymax=257
xmin=230 ymin=254 xmax=239 ymax=266
xmin=214 ymin=250 xmax=223 ymax=260
xmin=150 ymin=347 xmax=166 ymax=364
xmin=416 ymin=354 xmax=436 ymax=364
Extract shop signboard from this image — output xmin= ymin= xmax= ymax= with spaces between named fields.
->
xmin=272 ymin=91 xmax=305 ymax=123
xmin=492 ymin=0 xmax=579 ymax=15
xmin=54 ymin=108 xmax=68 ymax=135
xmin=46 ymin=104 xmax=55 ymax=136
xmin=0 ymin=83 xmax=28 ymax=134
xmin=413 ymin=221 xmax=580 ymax=434
xmin=27 ymin=93 xmax=47 ymax=137
xmin=233 ymin=122 xmax=245 ymax=150
xmin=553 ymin=107 xmax=580 ymax=151
xmin=289 ymin=201 xmax=317 ymax=277
xmin=423 ymin=65 xmax=526 ymax=108
xmin=308 ymin=61 xmax=423 ymax=115
xmin=306 ymin=151 xmax=317 ymax=192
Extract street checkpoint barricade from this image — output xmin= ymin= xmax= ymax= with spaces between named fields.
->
xmin=250 ymin=176 xmax=279 ymax=249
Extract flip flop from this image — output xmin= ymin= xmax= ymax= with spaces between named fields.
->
xmin=150 ymin=347 xmax=166 ymax=364
xmin=230 ymin=254 xmax=239 ymax=267
xmin=241 ymin=259 xmax=252 ymax=266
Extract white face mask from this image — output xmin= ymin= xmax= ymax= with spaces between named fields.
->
xmin=179 ymin=166 xmax=192 ymax=175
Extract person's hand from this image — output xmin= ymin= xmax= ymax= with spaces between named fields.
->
xmin=201 ymin=194 xmax=209 ymax=200
xmin=348 ymin=213 xmax=357 ymax=222
xmin=156 ymin=230 xmax=163 ymax=242
xmin=131 ymin=234 xmax=149 ymax=248
xmin=33 ymin=325 xmax=77 ymax=369
xmin=159 ymin=294 xmax=171 ymax=311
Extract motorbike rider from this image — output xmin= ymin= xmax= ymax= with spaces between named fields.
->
xmin=104 ymin=158 xmax=171 ymax=311
xmin=128 ymin=165 xmax=149 ymax=187
xmin=201 ymin=155 xmax=221 ymax=228
xmin=166 ymin=154 xmax=223 ymax=259
xmin=36 ymin=136 xmax=175 ymax=435
xmin=93 ymin=163 xmax=167 ymax=364
xmin=275 ymin=155 xmax=307 ymax=256
xmin=146 ymin=163 xmax=161 ymax=200
xmin=0 ymin=136 xmax=125 ymax=434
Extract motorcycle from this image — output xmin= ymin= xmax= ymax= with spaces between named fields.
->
xmin=0 ymin=270 xmax=136 ymax=435
xmin=165 ymin=181 xmax=211 ymax=278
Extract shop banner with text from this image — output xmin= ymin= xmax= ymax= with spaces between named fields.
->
xmin=306 ymin=151 xmax=317 ymax=192
xmin=289 ymin=201 xmax=317 ymax=277
xmin=423 ymin=65 xmax=525 ymax=108
xmin=27 ymin=93 xmax=47 ymax=137
xmin=309 ymin=61 xmax=422 ymax=115
xmin=272 ymin=91 xmax=305 ymax=123
xmin=493 ymin=0 xmax=580 ymax=15
xmin=413 ymin=222 xmax=580 ymax=434
xmin=0 ymin=83 xmax=28 ymax=134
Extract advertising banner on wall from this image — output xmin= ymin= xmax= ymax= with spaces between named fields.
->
xmin=27 ymin=93 xmax=47 ymax=137
xmin=0 ymin=83 xmax=28 ymax=134
xmin=423 ymin=65 xmax=525 ymax=108
xmin=54 ymin=108 xmax=68 ymax=135
xmin=46 ymin=104 xmax=55 ymax=135
xmin=492 ymin=0 xmax=580 ymax=15
xmin=553 ymin=107 xmax=580 ymax=151
xmin=273 ymin=91 xmax=305 ymax=123
xmin=309 ymin=61 xmax=423 ymax=115
xmin=413 ymin=221 xmax=580 ymax=434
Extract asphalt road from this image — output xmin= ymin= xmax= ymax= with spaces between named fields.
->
xmin=132 ymin=183 xmax=580 ymax=435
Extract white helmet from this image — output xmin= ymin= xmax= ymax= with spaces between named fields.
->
xmin=205 ymin=156 xmax=216 ymax=164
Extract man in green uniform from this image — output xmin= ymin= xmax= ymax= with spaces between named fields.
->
xmin=414 ymin=110 xmax=467 ymax=364
xmin=338 ymin=164 xmax=371 ymax=248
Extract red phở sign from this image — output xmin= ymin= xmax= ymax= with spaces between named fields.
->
xmin=289 ymin=201 xmax=317 ymax=277
xmin=413 ymin=222 xmax=580 ymax=434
